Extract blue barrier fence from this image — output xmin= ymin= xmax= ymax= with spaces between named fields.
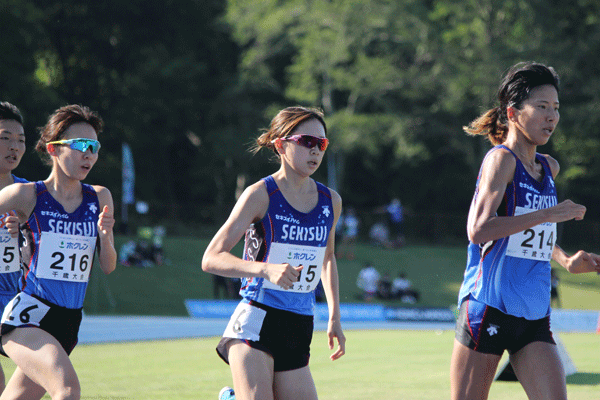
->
xmin=184 ymin=299 xmax=599 ymax=332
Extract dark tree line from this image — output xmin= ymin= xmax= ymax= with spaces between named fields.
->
xmin=2 ymin=0 xmax=600 ymax=246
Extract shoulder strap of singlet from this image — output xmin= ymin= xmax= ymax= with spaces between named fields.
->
xmin=495 ymin=144 xmax=518 ymax=159
xmin=34 ymin=181 xmax=46 ymax=195
xmin=315 ymin=181 xmax=332 ymax=200
xmin=536 ymin=153 xmax=553 ymax=175
xmin=261 ymin=175 xmax=279 ymax=196
xmin=81 ymin=182 xmax=97 ymax=197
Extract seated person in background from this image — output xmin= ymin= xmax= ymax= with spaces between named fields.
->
xmin=377 ymin=271 xmax=393 ymax=299
xmin=356 ymin=262 xmax=380 ymax=302
xmin=392 ymin=272 xmax=420 ymax=304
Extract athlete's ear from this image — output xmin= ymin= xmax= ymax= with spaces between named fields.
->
xmin=273 ymin=138 xmax=283 ymax=153
xmin=46 ymin=143 xmax=56 ymax=154
xmin=506 ymin=106 xmax=518 ymax=122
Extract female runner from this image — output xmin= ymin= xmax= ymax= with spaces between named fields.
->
xmin=0 ymin=102 xmax=28 ymax=393
xmin=202 ymin=106 xmax=345 ymax=400
xmin=0 ymin=104 xmax=116 ymax=400
xmin=451 ymin=62 xmax=600 ymax=400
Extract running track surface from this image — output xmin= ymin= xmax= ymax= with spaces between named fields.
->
xmin=77 ymin=316 xmax=455 ymax=345
xmin=78 ymin=308 xmax=599 ymax=345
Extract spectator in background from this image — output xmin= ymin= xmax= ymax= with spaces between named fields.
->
xmin=356 ymin=262 xmax=380 ymax=302
xmin=377 ymin=271 xmax=393 ymax=300
xmin=369 ymin=220 xmax=392 ymax=248
xmin=338 ymin=207 xmax=359 ymax=259
xmin=392 ymin=272 xmax=420 ymax=304
xmin=386 ymin=198 xmax=405 ymax=248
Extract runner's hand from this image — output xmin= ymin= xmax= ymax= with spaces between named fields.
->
xmin=5 ymin=211 xmax=19 ymax=238
xmin=566 ymin=250 xmax=600 ymax=274
xmin=98 ymin=206 xmax=114 ymax=237
xmin=546 ymin=200 xmax=586 ymax=223
xmin=264 ymin=263 xmax=302 ymax=290
xmin=328 ymin=319 xmax=346 ymax=361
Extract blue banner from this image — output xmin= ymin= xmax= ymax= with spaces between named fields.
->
xmin=122 ymin=142 xmax=135 ymax=205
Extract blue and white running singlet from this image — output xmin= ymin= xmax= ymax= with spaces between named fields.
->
xmin=458 ymin=145 xmax=558 ymax=320
xmin=239 ymin=176 xmax=334 ymax=315
xmin=0 ymin=176 xmax=29 ymax=301
xmin=21 ymin=181 xmax=99 ymax=309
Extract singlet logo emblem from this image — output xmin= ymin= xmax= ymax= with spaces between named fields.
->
xmin=88 ymin=203 xmax=98 ymax=214
xmin=322 ymin=206 xmax=330 ymax=217
xmin=487 ymin=324 xmax=499 ymax=336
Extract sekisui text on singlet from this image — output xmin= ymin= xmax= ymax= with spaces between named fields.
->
xmin=239 ymin=176 xmax=334 ymax=316
xmin=0 ymin=176 xmax=29 ymax=298
xmin=20 ymin=181 xmax=99 ymax=309
xmin=458 ymin=145 xmax=558 ymax=320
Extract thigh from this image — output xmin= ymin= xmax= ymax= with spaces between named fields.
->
xmin=450 ymin=339 xmax=501 ymax=400
xmin=227 ymin=340 xmax=275 ymax=400
xmin=510 ymin=341 xmax=567 ymax=400
xmin=1 ymin=327 xmax=79 ymax=398
xmin=274 ymin=366 xmax=317 ymax=400
xmin=0 ymin=367 xmax=46 ymax=400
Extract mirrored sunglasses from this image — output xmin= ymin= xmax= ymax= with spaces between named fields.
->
xmin=276 ymin=134 xmax=329 ymax=151
xmin=48 ymin=138 xmax=101 ymax=154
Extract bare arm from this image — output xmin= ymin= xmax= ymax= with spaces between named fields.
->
xmin=552 ymin=244 xmax=600 ymax=274
xmin=201 ymin=181 xmax=301 ymax=289
xmin=468 ymin=150 xmax=586 ymax=244
xmin=94 ymin=186 xmax=117 ymax=275
xmin=320 ymin=189 xmax=346 ymax=360
xmin=0 ymin=183 xmax=36 ymax=222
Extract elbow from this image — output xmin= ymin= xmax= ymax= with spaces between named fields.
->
xmin=468 ymin=225 xmax=486 ymax=245
xmin=201 ymin=254 xmax=212 ymax=273
xmin=103 ymin=263 xmax=116 ymax=275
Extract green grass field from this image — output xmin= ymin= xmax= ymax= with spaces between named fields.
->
xmin=0 ymin=330 xmax=597 ymax=399
xmin=86 ymin=237 xmax=600 ymax=316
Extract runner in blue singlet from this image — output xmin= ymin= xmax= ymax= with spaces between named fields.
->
xmin=0 ymin=102 xmax=28 ymax=394
xmin=450 ymin=62 xmax=600 ymax=400
xmin=203 ymin=107 xmax=345 ymax=400
xmin=0 ymin=105 xmax=116 ymax=400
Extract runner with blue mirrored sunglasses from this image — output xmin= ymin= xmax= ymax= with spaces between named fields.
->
xmin=47 ymin=138 xmax=101 ymax=154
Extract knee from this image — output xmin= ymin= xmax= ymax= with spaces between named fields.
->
xmin=51 ymin=382 xmax=81 ymax=400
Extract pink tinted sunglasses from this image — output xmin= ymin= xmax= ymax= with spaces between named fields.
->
xmin=273 ymin=134 xmax=329 ymax=151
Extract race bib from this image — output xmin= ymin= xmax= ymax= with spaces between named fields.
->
xmin=223 ymin=302 xmax=267 ymax=341
xmin=36 ymin=232 xmax=96 ymax=283
xmin=262 ymin=242 xmax=326 ymax=293
xmin=0 ymin=230 xmax=20 ymax=274
xmin=506 ymin=206 xmax=556 ymax=261
xmin=1 ymin=293 xmax=50 ymax=327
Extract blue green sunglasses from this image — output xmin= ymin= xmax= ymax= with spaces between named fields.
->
xmin=47 ymin=138 xmax=101 ymax=154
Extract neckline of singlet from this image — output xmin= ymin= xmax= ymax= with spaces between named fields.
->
xmin=266 ymin=176 xmax=322 ymax=216
xmin=497 ymin=145 xmax=549 ymax=187
xmin=38 ymin=181 xmax=88 ymax=216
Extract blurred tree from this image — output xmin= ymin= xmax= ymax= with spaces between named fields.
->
xmin=27 ymin=0 xmax=241 ymax=223
xmin=225 ymin=0 xmax=435 ymax=208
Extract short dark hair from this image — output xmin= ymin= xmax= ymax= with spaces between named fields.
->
xmin=35 ymin=104 xmax=104 ymax=165
xmin=0 ymin=102 xmax=24 ymax=125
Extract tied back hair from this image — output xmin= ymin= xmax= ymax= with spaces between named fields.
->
xmin=251 ymin=106 xmax=327 ymax=158
xmin=464 ymin=62 xmax=560 ymax=146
